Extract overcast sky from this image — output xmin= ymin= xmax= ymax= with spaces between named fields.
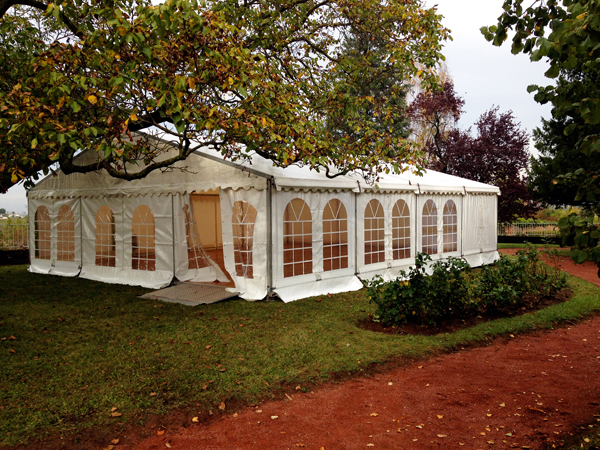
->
xmin=1 ymin=0 xmax=554 ymax=214
xmin=433 ymin=0 xmax=552 ymax=134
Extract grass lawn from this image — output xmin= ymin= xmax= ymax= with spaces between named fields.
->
xmin=1 ymin=265 xmax=600 ymax=446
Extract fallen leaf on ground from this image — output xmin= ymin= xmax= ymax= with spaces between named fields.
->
xmin=111 ymin=438 xmax=119 ymax=444
xmin=218 ymin=402 xmax=226 ymax=410
xmin=271 ymin=416 xmax=278 ymax=420
xmin=370 ymin=413 xmax=378 ymax=417
xmin=150 ymin=392 xmax=156 ymax=397
xmin=157 ymin=430 xmax=165 ymax=436
xmin=192 ymin=417 xmax=199 ymax=422
xmin=437 ymin=434 xmax=447 ymax=438
xmin=437 ymin=415 xmax=443 ymax=419
xmin=110 ymin=407 xmax=118 ymax=412
xmin=110 ymin=412 xmax=122 ymax=417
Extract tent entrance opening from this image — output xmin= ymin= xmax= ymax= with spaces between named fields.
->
xmin=190 ymin=190 xmax=233 ymax=285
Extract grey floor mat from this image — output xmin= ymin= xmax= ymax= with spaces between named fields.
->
xmin=140 ymin=283 xmax=237 ymax=306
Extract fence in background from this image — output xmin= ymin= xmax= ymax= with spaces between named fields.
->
xmin=0 ymin=223 xmax=28 ymax=250
xmin=498 ymin=222 xmax=559 ymax=237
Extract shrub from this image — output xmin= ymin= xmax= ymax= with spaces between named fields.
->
xmin=367 ymin=246 xmax=567 ymax=327
xmin=367 ymin=253 xmax=473 ymax=326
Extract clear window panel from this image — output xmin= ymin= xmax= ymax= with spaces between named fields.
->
xmin=364 ymin=199 xmax=385 ymax=265
xmin=323 ymin=199 xmax=349 ymax=272
xmin=132 ymin=205 xmax=155 ymax=271
xmin=95 ymin=205 xmax=116 ymax=267
xmin=443 ymin=200 xmax=458 ymax=253
xmin=34 ymin=206 xmax=51 ymax=260
xmin=57 ymin=205 xmax=75 ymax=262
xmin=392 ymin=199 xmax=410 ymax=260
xmin=283 ymin=198 xmax=312 ymax=278
xmin=422 ymin=199 xmax=438 ymax=255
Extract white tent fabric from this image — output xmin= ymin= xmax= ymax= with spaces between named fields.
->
xmin=27 ymin=139 xmax=501 ymax=302
xmin=29 ymin=197 xmax=81 ymax=277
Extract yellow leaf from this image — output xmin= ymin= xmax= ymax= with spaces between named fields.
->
xmin=130 ymin=113 xmax=138 ymax=121
xmin=188 ymin=78 xmax=196 ymax=90
xmin=157 ymin=429 xmax=165 ymax=436
xmin=218 ymin=402 xmax=226 ymax=410
xmin=437 ymin=415 xmax=443 ymax=419
xmin=88 ymin=95 xmax=98 ymax=105
xmin=370 ymin=413 xmax=378 ymax=417
xmin=192 ymin=417 xmax=199 ymax=422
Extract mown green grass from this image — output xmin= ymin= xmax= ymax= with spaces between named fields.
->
xmin=1 ymin=265 xmax=599 ymax=446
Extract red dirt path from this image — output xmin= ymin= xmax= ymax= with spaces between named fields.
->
xmin=114 ymin=250 xmax=600 ymax=450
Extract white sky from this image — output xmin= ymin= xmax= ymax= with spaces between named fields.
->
xmin=1 ymin=0 xmax=553 ymax=214
xmin=433 ymin=0 xmax=552 ymax=135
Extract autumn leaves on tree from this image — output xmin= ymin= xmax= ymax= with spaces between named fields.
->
xmin=409 ymin=82 xmax=535 ymax=222
xmin=0 ymin=0 xmax=450 ymax=192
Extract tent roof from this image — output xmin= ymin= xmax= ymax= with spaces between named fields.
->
xmin=29 ymin=138 xmax=500 ymax=198
xmin=198 ymin=147 xmax=500 ymax=195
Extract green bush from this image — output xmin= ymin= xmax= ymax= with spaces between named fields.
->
xmin=367 ymin=253 xmax=473 ymax=326
xmin=367 ymin=247 xmax=567 ymax=327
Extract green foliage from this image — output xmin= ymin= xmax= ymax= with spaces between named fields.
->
xmin=558 ymin=213 xmax=600 ymax=273
xmin=367 ymin=248 xmax=567 ymax=327
xmin=483 ymin=1 xmax=600 ymax=276
xmin=0 ymin=0 xmax=450 ymax=192
xmin=366 ymin=254 xmax=473 ymax=326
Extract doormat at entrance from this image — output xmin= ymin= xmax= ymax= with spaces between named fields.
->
xmin=140 ymin=283 xmax=237 ymax=306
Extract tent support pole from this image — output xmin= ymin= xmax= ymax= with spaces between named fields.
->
xmin=354 ymin=189 xmax=358 ymax=276
xmin=460 ymin=192 xmax=465 ymax=259
xmin=266 ymin=178 xmax=273 ymax=299
xmin=171 ymin=194 xmax=176 ymax=282
xmin=79 ymin=197 xmax=83 ymax=273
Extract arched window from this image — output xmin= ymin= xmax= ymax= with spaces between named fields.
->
xmin=364 ymin=199 xmax=385 ymax=265
xmin=283 ymin=198 xmax=312 ymax=278
xmin=443 ymin=199 xmax=458 ymax=253
xmin=132 ymin=205 xmax=155 ymax=271
xmin=323 ymin=199 xmax=348 ymax=272
xmin=57 ymin=205 xmax=75 ymax=262
xmin=422 ymin=199 xmax=438 ymax=255
xmin=34 ymin=206 xmax=51 ymax=260
xmin=95 ymin=205 xmax=116 ymax=267
xmin=232 ymin=201 xmax=257 ymax=278
xmin=392 ymin=199 xmax=410 ymax=260
xmin=183 ymin=205 xmax=210 ymax=270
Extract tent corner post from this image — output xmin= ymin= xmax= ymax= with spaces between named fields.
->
xmin=171 ymin=194 xmax=176 ymax=281
xmin=267 ymin=177 xmax=274 ymax=297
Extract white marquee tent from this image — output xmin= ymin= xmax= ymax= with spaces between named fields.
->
xmin=28 ymin=139 xmax=500 ymax=302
